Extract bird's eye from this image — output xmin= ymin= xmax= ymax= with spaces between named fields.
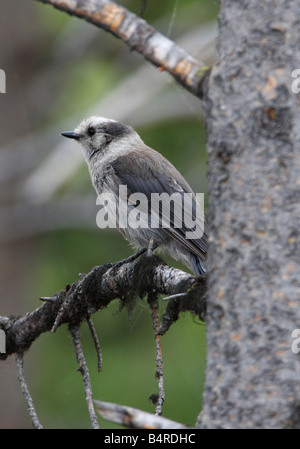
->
xmin=87 ymin=126 xmax=96 ymax=137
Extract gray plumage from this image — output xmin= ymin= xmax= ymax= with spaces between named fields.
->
xmin=62 ymin=116 xmax=208 ymax=275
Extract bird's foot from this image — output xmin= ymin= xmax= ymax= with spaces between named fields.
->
xmin=108 ymin=248 xmax=147 ymax=274
xmin=108 ymin=240 xmax=159 ymax=274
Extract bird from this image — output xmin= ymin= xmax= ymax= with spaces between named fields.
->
xmin=62 ymin=116 xmax=208 ymax=275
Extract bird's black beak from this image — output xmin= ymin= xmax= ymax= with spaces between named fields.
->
xmin=61 ymin=131 xmax=83 ymax=140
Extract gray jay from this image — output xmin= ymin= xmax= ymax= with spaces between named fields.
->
xmin=62 ymin=117 xmax=208 ymax=275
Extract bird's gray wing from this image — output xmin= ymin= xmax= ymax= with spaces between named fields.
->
xmin=111 ymin=149 xmax=208 ymax=259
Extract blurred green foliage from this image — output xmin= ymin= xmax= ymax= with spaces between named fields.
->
xmin=3 ymin=0 xmax=219 ymax=429
xmin=28 ymin=118 xmax=207 ymax=429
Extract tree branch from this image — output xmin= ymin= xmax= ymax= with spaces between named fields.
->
xmin=94 ymin=399 xmax=190 ymax=429
xmin=69 ymin=324 xmax=100 ymax=428
xmin=149 ymin=297 xmax=165 ymax=416
xmin=15 ymin=352 xmax=43 ymax=429
xmin=0 ymin=254 xmax=206 ymax=360
xmin=36 ymin=0 xmax=210 ymax=98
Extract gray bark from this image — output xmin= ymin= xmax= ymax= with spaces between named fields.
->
xmin=198 ymin=0 xmax=300 ymax=428
xmin=0 ymin=255 xmax=206 ymax=358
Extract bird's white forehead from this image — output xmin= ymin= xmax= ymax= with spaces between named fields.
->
xmin=74 ymin=116 xmax=117 ymax=134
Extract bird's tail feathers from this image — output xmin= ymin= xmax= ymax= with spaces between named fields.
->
xmin=190 ymin=254 xmax=206 ymax=276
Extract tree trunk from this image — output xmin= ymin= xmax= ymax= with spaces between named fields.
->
xmin=198 ymin=0 xmax=300 ymax=428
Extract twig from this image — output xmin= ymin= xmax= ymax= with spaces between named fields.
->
xmin=167 ymin=0 xmax=179 ymax=38
xmin=94 ymin=399 xmax=190 ymax=429
xmin=163 ymin=292 xmax=188 ymax=301
xmin=36 ymin=0 xmax=210 ymax=98
xmin=15 ymin=352 xmax=43 ymax=429
xmin=86 ymin=316 xmax=103 ymax=372
xmin=139 ymin=0 xmax=148 ymax=17
xmin=0 ymin=255 xmax=206 ymax=359
xmin=149 ymin=298 xmax=165 ymax=415
xmin=69 ymin=324 xmax=100 ymax=429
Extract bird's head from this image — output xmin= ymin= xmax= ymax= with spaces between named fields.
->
xmin=62 ymin=116 xmax=140 ymax=163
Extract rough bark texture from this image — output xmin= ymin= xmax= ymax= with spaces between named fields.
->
xmin=198 ymin=0 xmax=300 ymax=428
xmin=0 ymin=254 xmax=206 ymax=358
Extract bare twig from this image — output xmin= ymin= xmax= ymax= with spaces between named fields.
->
xmin=86 ymin=316 xmax=103 ymax=372
xmin=36 ymin=0 xmax=210 ymax=98
xmin=94 ymin=399 xmax=190 ymax=429
xmin=0 ymin=254 xmax=206 ymax=360
xmin=139 ymin=0 xmax=148 ymax=17
xmin=15 ymin=352 xmax=43 ymax=429
xmin=1 ymin=254 xmax=205 ymax=429
xmin=149 ymin=298 xmax=165 ymax=416
xmin=69 ymin=324 xmax=100 ymax=429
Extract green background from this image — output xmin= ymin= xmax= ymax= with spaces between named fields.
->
xmin=0 ymin=0 xmax=218 ymax=428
